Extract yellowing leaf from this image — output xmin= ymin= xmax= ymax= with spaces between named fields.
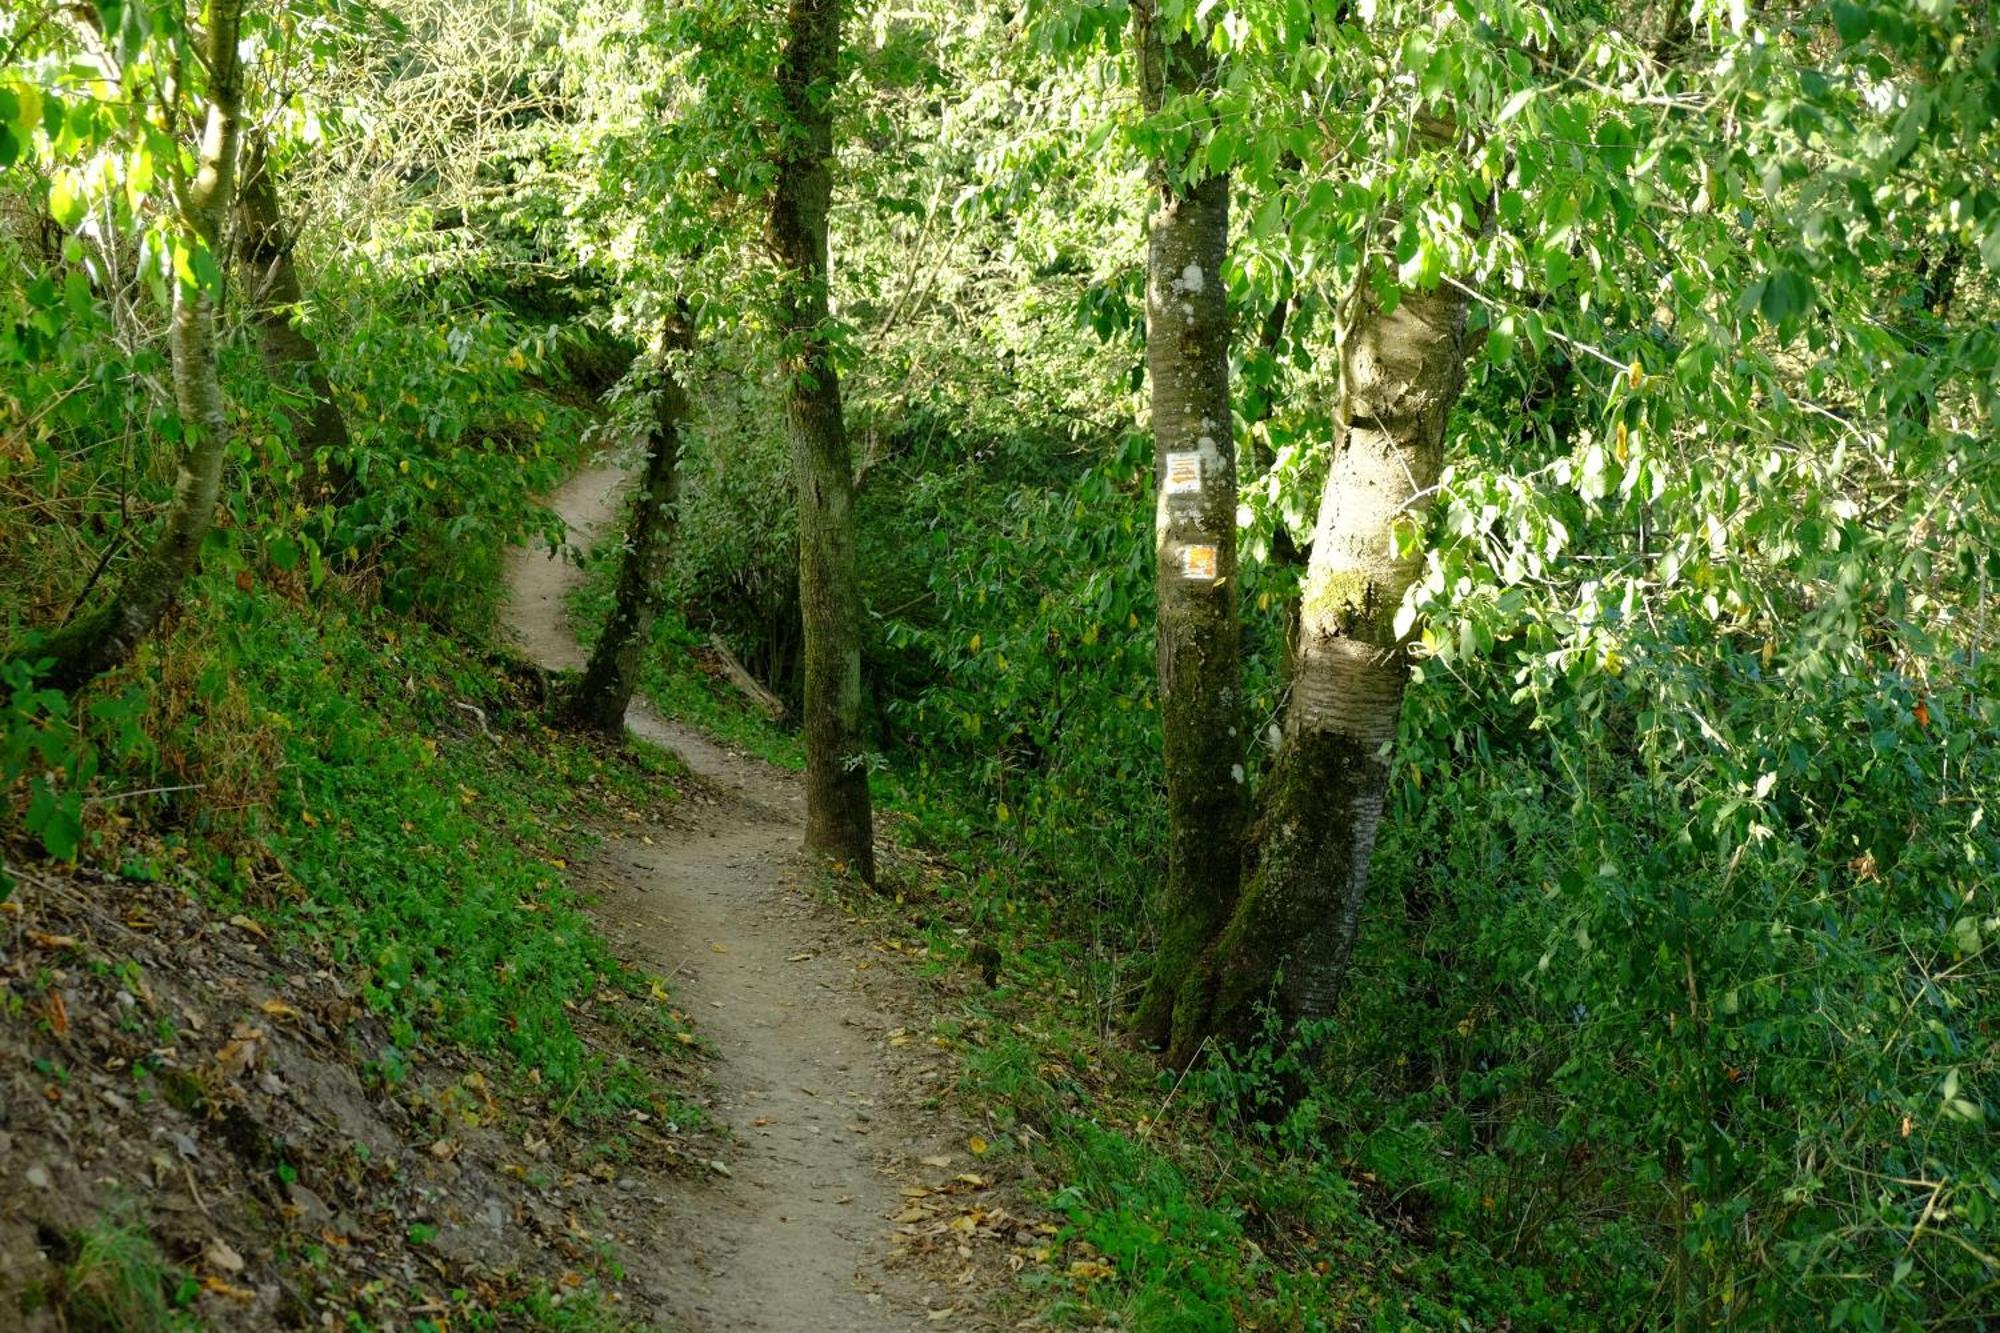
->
xmin=969 ymin=1134 xmax=989 ymax=1156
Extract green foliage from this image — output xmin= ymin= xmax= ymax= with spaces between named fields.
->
xmin=243 ymin=598 xmax=688 ymax=1108
xmin=7 ymin=0 xmax=2000 ymax=1325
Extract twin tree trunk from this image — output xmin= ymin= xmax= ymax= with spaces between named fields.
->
xmin=566 ymin=310 xmax=696 ymax=733
xmin=1127 ymin=14 xmax=1473 ymax=1065
xmin=10 ymin=0 xmax=245 ymax=692
xmin=770 ymin=0 xmax=876 ymax=886
xmin=236 ymin=134 xmax=355 ymax=508
xmin=1130 ymin=5 xmax=1247 ymax=1050
xmin=1177 ymin=280 xmax=1469 ymax=1062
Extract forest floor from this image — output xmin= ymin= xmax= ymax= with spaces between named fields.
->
xmin=503 ymin=461 xmax=1025 ymax=1331
xmin=0 ymin=467 xmax=1038 ymax=1332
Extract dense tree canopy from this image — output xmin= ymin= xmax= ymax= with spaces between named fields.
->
xmin=3 ymin=0 xmax=1997 ymax=1327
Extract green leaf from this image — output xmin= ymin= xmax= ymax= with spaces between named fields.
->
xmin=48 ymin=172 xmax=84 ymax=229
xmin=1758 ymin=267 xmax=1814 ymax=333
xmin=26 ymin=783 xmax=83 ymax=861
xmin=1829 ymin=1 xmax=1871 ymax=43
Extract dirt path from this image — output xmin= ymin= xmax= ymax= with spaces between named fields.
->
xmin=502 ymin=462 xmax=971 ymax=1332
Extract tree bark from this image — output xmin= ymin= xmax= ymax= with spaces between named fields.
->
xmin=235 ymin=132 xmax=355 ymax=508
xmin=564 ymin=309 xmax=695 ymax=733
xmin=1172 ymin=277 xmax=1470 ymax=1061
xmin=769 ymin=0 xmax=876 ymax=886
xmin=7 ymin=0 xmax=245 ymax=693
xmin=1129 ymin=4 xmax=1247 ymax=1051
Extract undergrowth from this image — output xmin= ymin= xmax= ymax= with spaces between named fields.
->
xmin=566 ymin=504 xmax=804 ymax=773
xmin=7 ymin=572 xmax=700 ymax=1122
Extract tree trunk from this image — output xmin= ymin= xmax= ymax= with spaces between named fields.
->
xmin=769 ymin=0 xmax=876 ymax=887
xmin=236 ymin=133 xmax=355 ymax=508
xmin=564 ymin=310 xmax=695 ymax=733
xmin=1173 ymin=277 xmax=1470 ymax=1061
xmin=7 ymin=0 xmax=245 ymax=693
xmin=1129 ymin=4 xmax=1247 ymax=1050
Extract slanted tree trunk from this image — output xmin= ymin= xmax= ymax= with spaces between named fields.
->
xmin=769 ymin=0 xmax=876 ymax=886
xmin=1129 ymin=3 xmax=1247 ymax=1050
xmin=235 ymin=132 xmax=355 ymax=508
xmin=565 ymin=309 xmax=695 ymax=733
xmin=6 ymin=0 xmax=245 ymax=693
xmin=1168 ymin=276 xmax=1470 ymax=1062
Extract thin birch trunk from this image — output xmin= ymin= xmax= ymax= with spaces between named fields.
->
xmin=566 ymin=309 xmax=695 ymax=733
xmin=9 ymin=0 xmax=247 ymax=692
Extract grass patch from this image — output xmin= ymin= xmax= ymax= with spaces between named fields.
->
xmin=235 ymin=593 xmax=697 ymax=1118
xmin=43 ymin=1212 xmax=194 ymax=1332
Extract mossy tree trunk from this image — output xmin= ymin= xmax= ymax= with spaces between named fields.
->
xmin=7 ymin=0 xmax=245 ymax=693
xmin=1129 ymin=3 xmax=1247 ymax=1051
xmin=1166 ymin=278 xmax=1469 ymax=1062
xmin=770 ymin=0 xmax=876 ymax=887
xmin=236 ymin=132 xmax=355 ymax=508
xmin=565 ymin=308 xmax=695 ymax=733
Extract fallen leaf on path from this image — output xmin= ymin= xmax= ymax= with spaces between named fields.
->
xmin=968 ymin=1135 xmax=989 ymax=1156
xmin=202 ymin=1275 xmax=255 ymax=1301
xmin=204 ymin=1239 xmax=245 ymax=1273
xmin=787 ymin=952 xmax=813 ymax=962
xmin=215 ymin=1026 xmax=265 ymax=1077
xmin=919 ymin=1154 xmax=953 ymax=1168
xmin=28 ymin=930 xmax=79 ymax=950
xmin=228 ymin=914 xmax=267 ymax=940
xmin=710 ymin=942 xmax=729 ymax=954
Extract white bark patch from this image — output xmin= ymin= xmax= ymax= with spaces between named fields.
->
xmin=1231 ymin=764 xmax=1245 ymax=784
xmin=1180 ymin=544 xmax=1218 ymax=580
xmin=1172 ymin=263 xmax=1205 ymax=294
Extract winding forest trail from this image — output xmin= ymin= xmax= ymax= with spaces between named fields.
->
xmin=502 ymin=463 xmax=976 ymax=1332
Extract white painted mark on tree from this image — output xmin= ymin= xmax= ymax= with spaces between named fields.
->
xmin=1163 ymin=451 xmax=1203 ymax=495
xmin=1181 ymin=544 xmax=1218 ymax=581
